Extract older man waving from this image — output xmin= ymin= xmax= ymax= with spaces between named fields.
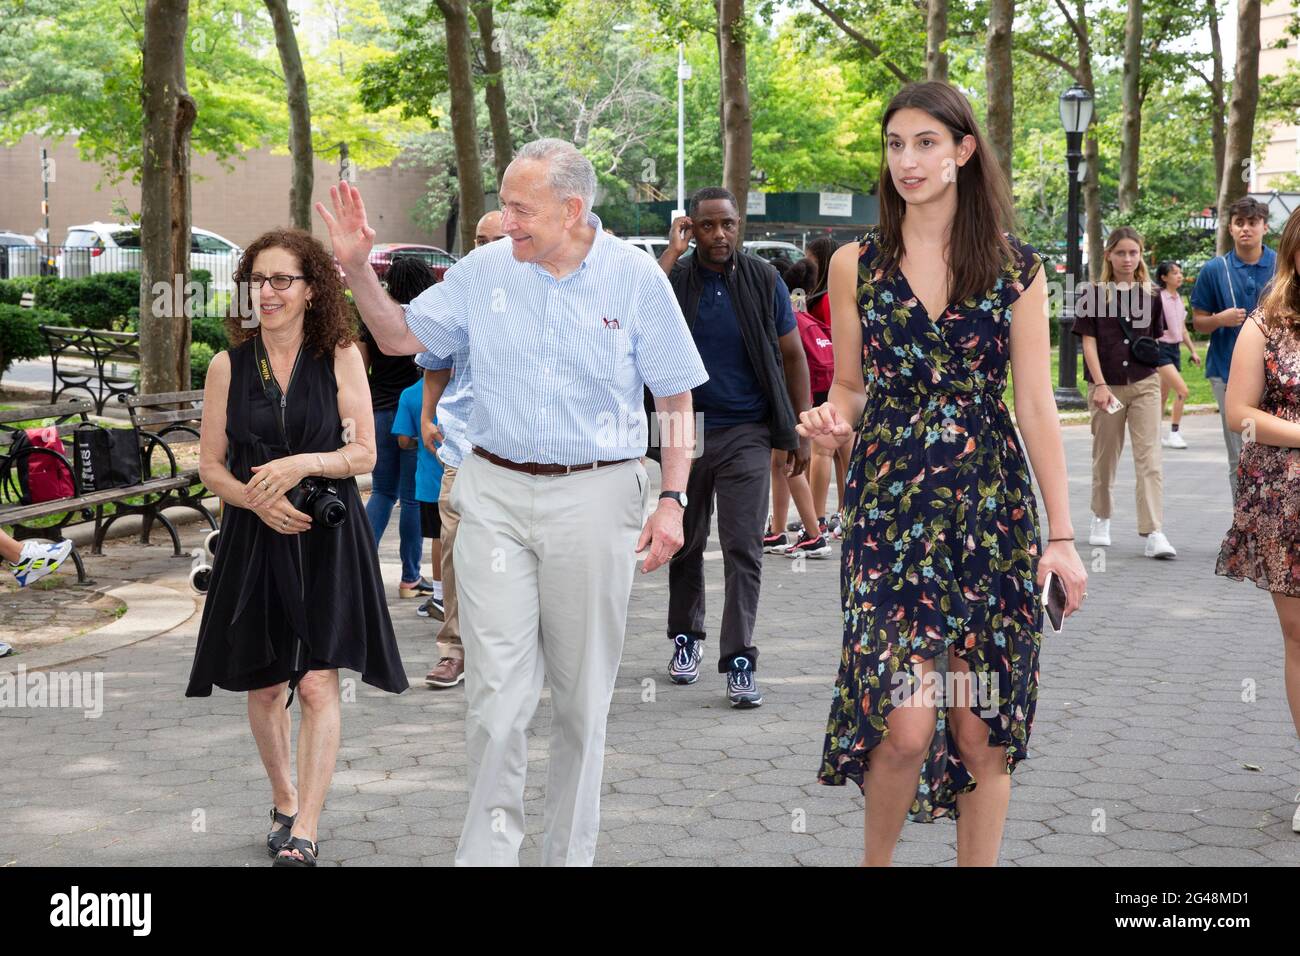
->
xmin=317 ymin=138 xmax=707 ymax=866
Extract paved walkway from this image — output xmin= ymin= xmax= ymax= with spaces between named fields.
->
xmin=2 ymin=411 xmax=1299 ymax=866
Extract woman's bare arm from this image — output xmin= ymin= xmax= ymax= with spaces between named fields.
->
xmin=1008 ymin=269 xmax=1074 ymax=539
xmin=1225 ymin=319 xmax=1300 ymax=447
xmin=197 ymin=351 xmax=257 ymax=508
xmin=827 ymin=242 xmax=867 ymax=426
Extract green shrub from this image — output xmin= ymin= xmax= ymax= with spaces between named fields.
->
xmin=0 ymin=305 xmax=59 ymax=378
xmin=190 ymin=314 xmax=229 ymax=351
xmin=35 ymin=272 xmax=139 ymax=331
xmin=0 ymin=274 xmax=59 ymax=306
xmin=190 ymin=341 xmax=215 ymax=389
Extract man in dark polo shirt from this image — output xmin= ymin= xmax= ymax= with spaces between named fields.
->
xmin=657 ymin=187 xmax=812 ymax=707
xmin=1071 ymin=272 xmax=1175 ymax=558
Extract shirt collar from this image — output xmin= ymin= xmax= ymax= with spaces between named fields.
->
xmin=524 ymin=210 xmax=604 ymax=280
xmin=1227 ymin=245 xmax=1275 ymax=269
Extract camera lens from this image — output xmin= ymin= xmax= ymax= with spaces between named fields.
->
xmin=317 ymin=497 xmax=346 ymax=528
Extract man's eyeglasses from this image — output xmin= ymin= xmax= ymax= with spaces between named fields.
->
xmin=242 ymin=273 xmax=306 ymax=291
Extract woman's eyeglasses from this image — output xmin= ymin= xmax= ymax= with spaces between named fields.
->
xmin=242 ymin=273 xmax=306 ymax=291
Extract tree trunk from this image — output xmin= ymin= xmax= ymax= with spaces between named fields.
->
xmin=1118 ymin=0 xmax=1142 ymax=212
xmin=1217 ymin=0 xmax=1261 ymax=254
xmin=1085 ymin=132 xmax=1102 ymax=280
xmin=473 ymin=2 xmax=512 ymax=191
xmin=985 ymin=0 xmax=1014 ymax=186
xmin=719 ymin=0 xmax=752 ymax=238
xmin=265 ymin=0 xmax=313 ymax=230
xmin=926 ymin=0 xmax=948 ymax=82
xmin=139 ymin=0 xmax=195 ymax=395
xmin=435 ymin=0 xmax=484 ymax=254
xmin=1207 ymin=0 xmax=1227 ymax=206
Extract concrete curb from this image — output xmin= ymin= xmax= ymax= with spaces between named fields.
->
xmin=0 ymin=581 xmax=197 ymax=675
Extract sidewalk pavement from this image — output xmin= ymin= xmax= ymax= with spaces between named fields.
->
xmin=2 ymin=411 xmax=1298 ymax=866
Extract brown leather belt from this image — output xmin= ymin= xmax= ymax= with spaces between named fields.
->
xmin=473 ymin=446 xmax=633 ymax=476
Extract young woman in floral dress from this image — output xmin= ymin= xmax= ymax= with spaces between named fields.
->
xmin=798 ymin=82 xmax=1088 ymax=866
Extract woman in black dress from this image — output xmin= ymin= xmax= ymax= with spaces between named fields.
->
xmin=187 ymin=228 xmax=409 ymax=866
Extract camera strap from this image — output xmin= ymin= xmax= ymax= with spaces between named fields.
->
xmin=253 ymin=335 xmax=303 ymax=453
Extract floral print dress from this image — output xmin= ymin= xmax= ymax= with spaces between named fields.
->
xmin=818 ymin=233 xmax=1046 ymax=821
xmin=1216 ymin=312 xmax=1300 ymax=595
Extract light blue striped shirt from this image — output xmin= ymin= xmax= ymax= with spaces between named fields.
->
xmin=403 ymin=213 xmax=707 ymax=465
xmin=414 ymin=346 xmax=471 ymax=470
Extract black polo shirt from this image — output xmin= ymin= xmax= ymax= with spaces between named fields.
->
xmin=1070 ymin=282 xmax=1166 ymax=386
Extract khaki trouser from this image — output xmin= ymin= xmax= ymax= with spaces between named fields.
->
xmin=1208 ymin=377 xmax=1243 ymax=504
xmin=1088 ymin=375 xmax=1164 ymax=535
xmin=450 ymin=452 xmax=648 ymax=867
xmin=436 ymin=464 xmax=462 ymax=660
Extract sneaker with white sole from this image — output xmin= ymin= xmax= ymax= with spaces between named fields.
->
xmin=1089 ymin=515 xmax=1111 ymax=547
xmin=1292 ymin=795 xmax=1300 ymax=833
xmin=668 ymin=634 xmax=703 ymax=684
xmin=1144 ymin=530 xmax=1177 ymax=559
xmin=9 ymin=539 xmax=73 ymax=588
xmin=1161 ymin=429 xmax=1188 ymax=449
xmin=786 ymin=532 xmax=832 ymax=558
xmin=726 ymin=656 xmax=763 ymax=707
xmin=762 ymin=529 xmax=792 ymax=554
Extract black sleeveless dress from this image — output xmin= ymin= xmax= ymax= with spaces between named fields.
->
xmin=185 ymin=338 xmax=409 ymax=697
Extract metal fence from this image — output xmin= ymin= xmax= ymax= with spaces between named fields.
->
xmin=0 ymin=244 xmax=241 ymax=290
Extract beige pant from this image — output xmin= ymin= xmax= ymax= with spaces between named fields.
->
xmin=1088 ymin=375 xmax=1164 ymax=534
xmin=436 ymin=464 xmax=462 ymax=660
xmin=450 ymin=452 xmax=649 ymax=867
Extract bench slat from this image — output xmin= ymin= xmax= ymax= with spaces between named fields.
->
xmin=132 ymin=408 xmax=203 ymax=427
xmin=0 ymin=474 xmax=201 ymax=523
xmin=127 ymin=389 xmax=204 ymax=407
xmin=0 ymin=401 xmax=94 ymax=423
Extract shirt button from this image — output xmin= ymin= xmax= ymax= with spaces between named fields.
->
xmin=1122 ymin=360 xmax=1129 ymax=366
xmin=1124 ymin=339 xmax=1130 ymax=344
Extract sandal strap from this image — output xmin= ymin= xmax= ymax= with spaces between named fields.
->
xmin=280 ymin=836 xmax=317 ymax=859
xmin=270 ymin=807 xmax=297 ymax=828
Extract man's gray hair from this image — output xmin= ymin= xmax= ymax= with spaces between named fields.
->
xmin=512 ymin=138 xmax=597 ymax=216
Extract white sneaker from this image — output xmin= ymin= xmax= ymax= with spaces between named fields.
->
xmin=1144 ymin=530 xmax=1177 ymax=559
xmin=1161 ymin=429 xmax=1188 ymax=449
xmin=1292 ymin=799 xmax=1300 ymax=833
xmin=1088 ymin=515 xmax=1111 ymax=547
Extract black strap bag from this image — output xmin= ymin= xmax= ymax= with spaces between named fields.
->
xmin=1113 ymin=287 xmax=1163 ymax=368
xmin=72 ymin=423 xmax=143 ymax=493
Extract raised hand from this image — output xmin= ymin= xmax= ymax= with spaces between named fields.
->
xmin=314 ymin=182 xmax=376 ymax=275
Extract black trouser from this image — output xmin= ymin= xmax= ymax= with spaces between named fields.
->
xmin=667 ymin=422 xmax=771 ymax=672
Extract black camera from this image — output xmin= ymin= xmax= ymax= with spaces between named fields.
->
xmin=287 ymin=477 xmax=347 ymax=528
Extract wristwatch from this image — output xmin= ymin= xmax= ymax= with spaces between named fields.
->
xmin=659 ymin=490 xmax=688 ymax=509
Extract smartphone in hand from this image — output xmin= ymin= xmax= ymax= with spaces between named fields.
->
xmin=1042 ymin=570 xmax=1067 ymax=632
xmin=1106 ymin=396 xmax=1124 ymax=414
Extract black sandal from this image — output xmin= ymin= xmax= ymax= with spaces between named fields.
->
xmin=272 ymin=836 xmax=318 ymax=867
xmin=266 ymin=807 xmax=298 ymax=858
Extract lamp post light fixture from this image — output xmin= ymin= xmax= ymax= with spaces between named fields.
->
xmin=1055 ymin=84 xmax=1094 ymax=411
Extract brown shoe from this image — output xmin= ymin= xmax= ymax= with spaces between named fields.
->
xmin=425 ymin=657 xmax=465 ymax=688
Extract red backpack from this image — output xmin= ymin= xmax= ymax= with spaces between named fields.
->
xmin=7 ymin=426 xmax=76 ymax=503
xmin=796 ymin=310 xmax=835 ymax=394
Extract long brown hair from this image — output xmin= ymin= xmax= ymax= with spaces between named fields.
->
xmin=1258 ymin=206 xmax=1300 ymax=334
xmin=224 ymin=228 xmax=357 ymax=355
xmin=1098 ymin=226 xmax=1151 ymax=287
xmin=875 ymin=81 xmax=1015 ymax=306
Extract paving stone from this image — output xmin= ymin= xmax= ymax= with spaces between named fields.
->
xmin=4 ymin=415 xmax=1296 ymax=866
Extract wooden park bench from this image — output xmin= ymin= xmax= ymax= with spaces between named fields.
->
xmin=0 ymin=393 xmax=216 ymax=584
xmin=39 ymin=325 xmax=140 ymax=415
